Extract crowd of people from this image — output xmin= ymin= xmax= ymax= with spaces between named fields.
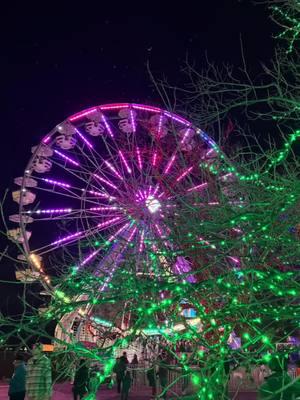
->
xmin=7 ymin=342 xmax=300 ymax=399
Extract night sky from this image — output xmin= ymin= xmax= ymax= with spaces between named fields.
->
xmin=1 ymin=1 xmax=276 ymax=315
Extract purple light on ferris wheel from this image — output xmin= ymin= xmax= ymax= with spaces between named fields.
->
xmin=87 ymin=190 xmax=114 ymax=199
xmin=101 ymin=114 xmax=114 ymax=138
xmin=52 ymin=231 xmax=82 ymax=246
xmin=130 ymin=109 xmax=136 ymax=132
xmin=119 ymin=151 xmax=132 ymax=173
xmin=108 ymin=222 xmax=130 ymax=242
xmin=42 ymin=178 xmax=71 ymax=188
xmin=89 ymin=206 xmax=119 ymax=211
xmin=94 ymin=174 xmax=118 ymax=190
xmin=80 ymin=248 xmax=101 ymax=267
xmin=163 ymin=154 xmax=176 ymax=175
xmin=136 ymin=147 xmax=143 ymax=170
xmin=104 ymin=160 xmax=123 ymax=181
xmin=54 ymin=150 xmax=80 ymax=166
xmin=176 ymin=166 xmax=193 ymax=182
xmin=25 ymin=208 xmax=72 ymax=215
xmin=97 ymin=216 xmax=122 ymax=230
xmin=75 ymin=128 xmax=93 ymax=148
xmin=187 ymin=182 xmax=208 ymax=192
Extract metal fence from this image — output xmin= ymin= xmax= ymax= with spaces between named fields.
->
xmin=124 ymin=364 xmax=298 ymax=396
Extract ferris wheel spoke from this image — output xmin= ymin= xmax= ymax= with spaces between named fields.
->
xmin=32 ymin=215 xmax=129 ymax=255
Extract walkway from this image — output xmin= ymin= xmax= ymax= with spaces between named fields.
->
xmin=0 ymin=382 xmax=257 ymax=399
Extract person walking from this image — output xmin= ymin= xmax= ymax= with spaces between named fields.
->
xmin=73 ymin=359 xmax=90 ymax=400
xmin=120 ymin=369 xmax=131 ymax=400
xmin=8 ymin=354 xmax=26 ymax=400
xmin=26 ymin=344 xmax=52 ymax=400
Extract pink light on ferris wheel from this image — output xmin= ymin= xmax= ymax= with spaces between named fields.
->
xmin=54 ymin=150 xmax=80 ymax=166
xmin=227 ymin=256 xmax=241 ymax=265
xmin=104 ymin=160 xmax=123 ymax=181
xmin=108 ymin=222 xmax=130 ymax=242
xmin=163 ymin=154 xmax=176 ymax=175
xmin=101 ymin=114 xmax=114 ymax=138
xmin=153 ymin=184 xmax=160 ymax=196
xmin=42 ymin=178 xmax=71 ymax=188
xmin=75 ymin=128 xmax=93 ymax=148
xmin=187 ymin=182 xmax=208 ymax=192
xmin=69 ymin=107 xmax=97 ymax=122
xmin=157 ymin=114 xmax=164 ymax=137
xmin=152 ymin=151 xmax=158 ymax=167
xmin=176 ymin=166 xmax=193 ymax=182
xmin=43 ymin=135 xmax=51 ymax=144
xmin=180 ymin=127 xmax=192 ymax=144
xmin=139 ymin=230 xmax=145 ymax=253
xmin=127 ymin=226 xmax=137 ymax=242
xmin=100 ymin=104 xmax=129 ymax=111
xmin=119 ymin=151 xmax=132 ymax=173
xmin=154 ymin=223 xmax=164 ymax=238
xmin=136 ymin=147 xmax=143 ymax=170
xmin=130 ymin=109 xmax=136 ymax=132
xmin=132 ymin=104 xmax=161 ymax=112
xmin=164 ymin=111 xmax=190 ymax=126
xmin=80 ymin=248 xmax=101 ymax=267
xmin=94 ymin=174 xmax=118 ymax=190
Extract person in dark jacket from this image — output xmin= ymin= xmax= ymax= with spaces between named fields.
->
xmin=121 ymin=370 xmax=131 ymax=400
xmin=259 ymin=355 xmax=300 ymax=399
xmin=147 ymin=364 xmax=157 ymax=397
xmin=73 ymin=359 xmax=90 ymax=400
xmin=8 ymin=355 xmax=26 ymax=400
xmin=157 ymin=353 xmax=168 ymax=400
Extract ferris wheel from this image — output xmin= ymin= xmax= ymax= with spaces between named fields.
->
xmin=9 ymin=103 xmax=235 ymax=289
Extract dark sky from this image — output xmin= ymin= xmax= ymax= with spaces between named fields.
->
xmin=0 ymin=1 xmax=276 ymax=314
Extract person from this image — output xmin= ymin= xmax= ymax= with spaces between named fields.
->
xmin=131 ymin=354 xmax=138 ymax=383
xmin=73 ymin=359 xmax=90 ymax=400
xmin=113 ymin=357 xmax=126 ymax=393
xmin=131 ymin=354 xmax=138 ymax=365
xmin=8 ymin=354 xmax=26 ymax=400
xmin=121 ymin=369 xmax=131 ymax=400
xmin=120 ymin=351 xmax=129 ymax=365
xmin=26 ymin=344 xmax=52 ymax=400
xmin=259 ymin=355 xmax=300 ymax=399
xmin=157 ymin=353 xmax=168 ymax=400
xmin=147 ymin=364 xmax=157 ymax=398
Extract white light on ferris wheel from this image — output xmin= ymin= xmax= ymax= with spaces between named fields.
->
xmin=146 ymin=195 xmax=161 ymax=214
